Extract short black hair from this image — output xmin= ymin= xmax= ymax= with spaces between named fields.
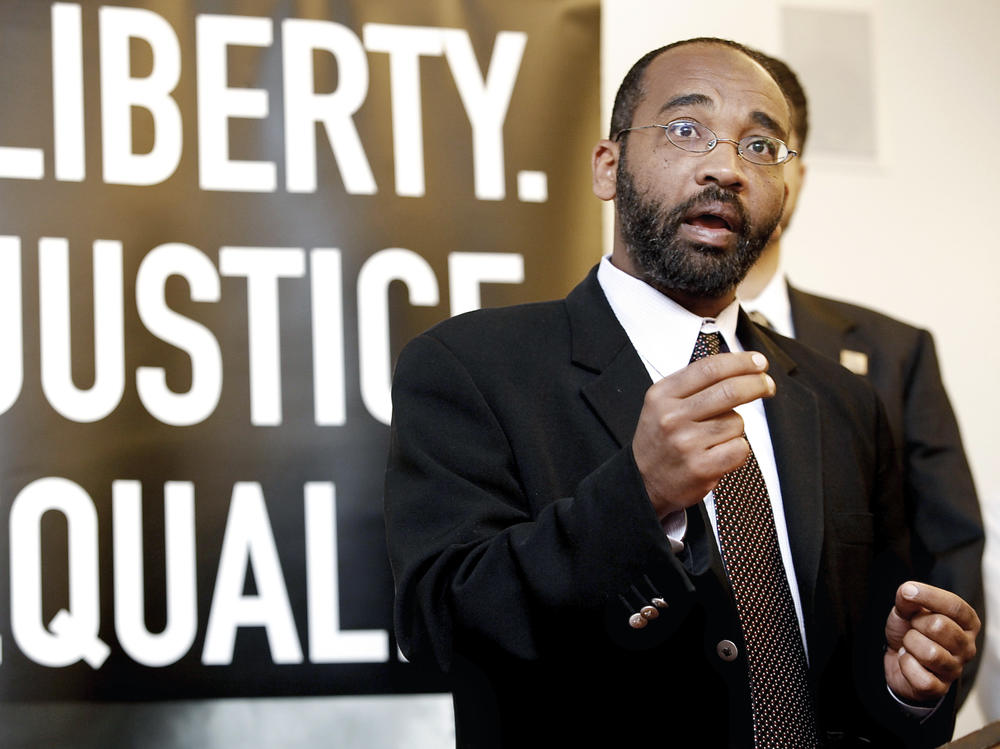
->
xmin=609 ymin=37 xmax=789 ymax=141
xmin=743 ymin=49 xmax=809 ymax=153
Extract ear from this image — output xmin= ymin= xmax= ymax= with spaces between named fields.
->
xmin=591 ymin=139 xmax=619 ymax=201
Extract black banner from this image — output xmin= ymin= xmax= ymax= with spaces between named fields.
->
xmin=0 ymin=0 xmax=600 ymax=701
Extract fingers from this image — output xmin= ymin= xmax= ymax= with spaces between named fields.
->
xmin=649 ymin=352 xmax=775 ymax=421
xmin=677 ymin=410 xmax=747 ymax=451
xmin=686 ymin=371 xmax=776 ymax=421
xmin=633 ymin=351 xmax=774 ymax=518
xmin=901 ymin=625 xmax=966 ymax=683
xmin=660 ymin=351 xmax=771 ymax=400
xmin=893 ymin=582 xmax=981 ymax=634
xmin=674 ymin=436 xmax=752 ymax=499
xmin=910 ymin=610 xmax=978 ymax=662
xmin=884 ymin=582 xmax=982 ymax=702
xmin=703 ymin=434 xmax=753 ymax=475
xmin=884 ymin=648 xmax=949 ymax=703
xmin=884 ymin=603 xmax=911 ymax=652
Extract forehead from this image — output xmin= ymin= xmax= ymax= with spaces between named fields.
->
xmin=636 ymin=44 xmax=791 ymax=135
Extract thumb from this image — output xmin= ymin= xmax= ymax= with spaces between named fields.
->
xmin=893 ymin=582 xmax=924 ymax=619
xmin=885 ymin=582 xmax=922 ymax=650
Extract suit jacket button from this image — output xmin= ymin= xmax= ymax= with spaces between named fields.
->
xmin=640 ymin=605 xmax=659 ymax=620
xmin=628 ymin=613 xmax=647 ymax=629
xmin=716 ymin=640 xmax=738 ymax=662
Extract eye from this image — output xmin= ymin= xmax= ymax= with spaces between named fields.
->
xmin=742 ymin=136 xmax=782 ymax=162
xmin=666 ymin=120 xmax=707 ymax=142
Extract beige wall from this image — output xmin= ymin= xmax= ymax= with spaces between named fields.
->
xmin=601 ymin=0 xmax=1000 ymax=737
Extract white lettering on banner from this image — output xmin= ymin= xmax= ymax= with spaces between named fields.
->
xmin=448 ymin=252 xmax=524 ymax=317
xmin=362 ymin=24 xmax=527 ymax=199
xmin=0 ymin=145 xmax=44 ymax=180
xmin=305 ymin=482 xmax=389 ymax=662
xmin=358 ymin=250 xmax=525 ymax=424
xmin=3 ymin=478 xmax=389 ymax=669
xmin=39 ymin=237 xmax=125 ymax=423
xmin=357 ymin=248 xmax=439 ymax=426
xmin=0 ymin=237 xmax=24 ymax=414
xmin=203 ymin=482 xmax=304 ymax=665
xmin=0 ymin=6 xmax=538 ymax=199
xmin=363 ymin=24 xmax=445 ymax=198
xmin=10 ymin=478 xmax=110 ymax=668
xmin=99 ymin=6 xmax=183 ymax=186
xmin=135 ymin=243 xmax=224 ymax=426
xmin=197 ymin=15 xmax=276 ymax=192
xmin=52 ymin=2 xmax=86 ymax=182
xmin=1 ymin=237 xmax=524 ymax=426
xmin=441 ymin=29 xmax=527 ymax=200
xmin=219 ymin=247 xmax=307 ymax=426
xmin=283 ymin=19 xmax=376 ymax=195
xmin=113 ymin=480 xmax=197 ymax=667
xmin=310 ymin=249 xmax=347 ymax=426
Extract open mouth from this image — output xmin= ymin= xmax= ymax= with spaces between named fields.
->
xmin=682 ymin=202 xmax=743 ymax=235
xmin=687 ymin=213 xmax=733 ymax=231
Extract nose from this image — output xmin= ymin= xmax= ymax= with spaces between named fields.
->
xmin=695 ymin=138 xmax=747 ymax=192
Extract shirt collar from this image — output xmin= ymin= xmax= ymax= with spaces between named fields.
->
xmin=597 ymin=255 xmax=743 ymax=381
xmin=740 ymin=267 xmax=794 ymax=337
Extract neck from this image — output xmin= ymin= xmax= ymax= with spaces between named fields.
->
xmin=660 ymin=287 xmax=735 ymax=318
xmin=608 ymin=246 xmax=735 ymax=318
xmin=738 ymin=238 xmax=782 ymax=301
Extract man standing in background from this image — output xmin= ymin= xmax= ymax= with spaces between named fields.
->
xmin=737 ymin=50 xmax=986 ymax=705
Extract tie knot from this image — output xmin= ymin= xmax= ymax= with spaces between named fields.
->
xmin=690 ymin=331 xmax=722 ymax=363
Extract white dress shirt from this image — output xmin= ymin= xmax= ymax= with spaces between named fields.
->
xmin=740 ymin=265 xmax=795 ymax=337
xmin=596 ymin=255 xmax=809 ymax=653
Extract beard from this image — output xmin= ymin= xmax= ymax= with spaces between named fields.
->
xmin=616 ymin=151 xmax=782 ymax=298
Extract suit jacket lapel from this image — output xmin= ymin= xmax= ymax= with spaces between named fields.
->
xmin=788 ymin=283 xmax=854 ymax=361
xmin=739 ymin=312 xmax=824 ymax=627
xmin=565 ymin=268 xmax=652 ymax=447
xmin=567 ymin=271 xmax=728 ymax=600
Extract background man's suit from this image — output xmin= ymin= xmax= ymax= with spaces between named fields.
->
xmin=788 ymin=284 xmax=985 ymax=701
xmin=385 ymin=269 xmax=958 ymax=748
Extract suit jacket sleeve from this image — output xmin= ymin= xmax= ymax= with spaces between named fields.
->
xmin=851 ymin=389 xmax=957 ymax=749
xmin=384 ymin=331 xmax=696 ymax=670
xmin=790 ymin=287 xmax=985 ymax=706
xmin=902 ymin=330 xmax=984 ymax=607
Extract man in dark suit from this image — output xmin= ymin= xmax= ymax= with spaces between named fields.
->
xmin=737 ymin=51 xmax=985 ymax=705
xmin=385 ymin=38 xmax=980 ymax=748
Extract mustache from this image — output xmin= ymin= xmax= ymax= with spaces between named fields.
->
xmin=669 ymin=185 xmax=748 ymax=231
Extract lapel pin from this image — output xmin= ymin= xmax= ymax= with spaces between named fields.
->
xmin=839 ymin=349 xmax=869 ymax=375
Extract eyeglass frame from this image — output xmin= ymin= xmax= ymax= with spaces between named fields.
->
xmin=613 ymin=119 xmax=798 ymax=166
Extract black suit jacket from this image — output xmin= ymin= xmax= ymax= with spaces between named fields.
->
xmin=385 ymin=270 xmax=956 ymax=748
xmin=789 ymin=284 xmax=985 ymax=702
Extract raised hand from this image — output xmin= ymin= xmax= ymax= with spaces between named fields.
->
xmin=884 ymin=582 xmax=981 ymax=703
xmin=632 ymin=350 xmax=774 ymax=518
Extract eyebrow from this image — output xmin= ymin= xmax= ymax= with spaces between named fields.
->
xmin=656 ymin=93 xmax=788 ymax=138
xmin=657 ymin=93 xmax=713 ymax=117
xmin=750 ymin=110 xmax=786 ymax=138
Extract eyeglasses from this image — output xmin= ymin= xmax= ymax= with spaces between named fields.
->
xmin=614 ymin=119 xmax=798 ymax=166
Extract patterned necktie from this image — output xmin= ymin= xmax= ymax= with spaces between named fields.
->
xmin=690 ymin=331 xmax=818 ymax=749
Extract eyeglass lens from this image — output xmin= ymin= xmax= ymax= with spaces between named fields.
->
xmin=663 ymin=120 xmax=789 ymax=165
